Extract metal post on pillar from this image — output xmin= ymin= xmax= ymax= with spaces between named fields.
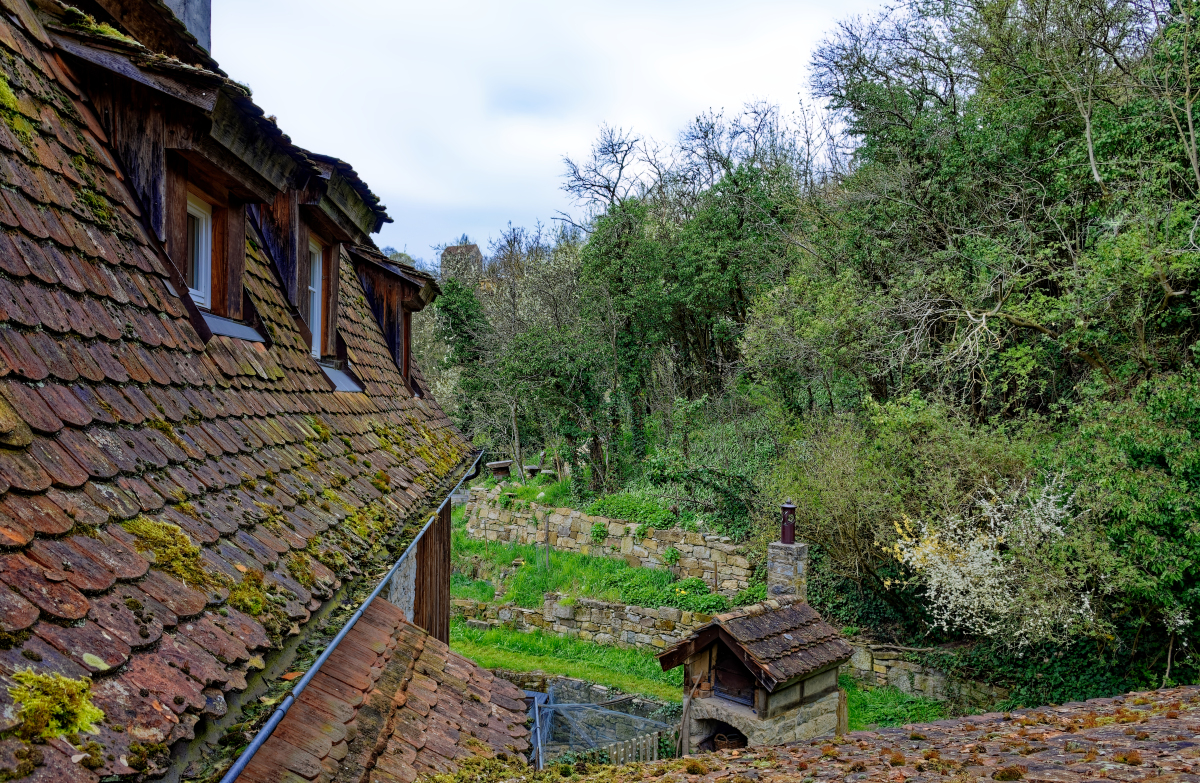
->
xmin=781 ymin=500 xmax=796 ymax=545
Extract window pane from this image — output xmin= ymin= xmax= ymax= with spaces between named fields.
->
xmin=186 ymin=213 xmax=198 ymax=289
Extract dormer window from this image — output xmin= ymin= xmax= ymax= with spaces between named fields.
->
xmin=186 ymin=194 xmax=212 ymax=308
xmin=167 ymin=155 xmax=248 ymax=323
xmin=308 ymin=238 xmax=324 ymax=358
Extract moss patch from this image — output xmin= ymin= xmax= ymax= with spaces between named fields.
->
xmin=286 ymin=551 xmax=316 ymax=588
xmin=226 ymin=569 xmax=289 ymax=645
xmin=0 ymin=74 xmax=17 ymax=113
xmin=8 ymin=670 xmax=104 ymax=741
xmin=62 ymin=7 xmax=139 ymax=44
xmin=121 ymin=516 xmax=229 ymax=592
xmin=77 ymin=189 xmax=111 ymax=227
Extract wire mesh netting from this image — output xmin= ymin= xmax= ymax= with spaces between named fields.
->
xmin=528 ymin=685 xmax=676 ymax=767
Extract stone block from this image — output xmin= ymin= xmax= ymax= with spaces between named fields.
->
xmin=608 ymin=522 xmax=624 ymax=536
xmin=658 ymin=607 xmax=681 ymax=622
xmin=651 ymin=637 xmax=667 ymax=648
xmin=620 ymin=537 xmax=633 ymax=554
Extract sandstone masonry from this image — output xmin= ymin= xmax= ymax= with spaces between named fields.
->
xmin=846 ymin=642 xmax=1009 ymax=706
xmin=453 ymin=592 xmax=713 ymax=651
xmin=464 ymin=486 xmax=753 ymax=595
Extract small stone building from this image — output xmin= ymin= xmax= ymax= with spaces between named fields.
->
xmin=658 ymin=535 xmax=852 ymax=748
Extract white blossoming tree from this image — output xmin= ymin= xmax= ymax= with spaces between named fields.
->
xmin=890 ymin=476 xmax=1118 ymax=647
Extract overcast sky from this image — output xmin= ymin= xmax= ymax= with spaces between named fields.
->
xmin=212 ymin=0 xmax=879 ymax=266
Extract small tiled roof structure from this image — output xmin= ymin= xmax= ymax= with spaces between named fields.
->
xmin=237 ymin=598 xmax=531 ymax=783
xmin=0 ymin=2 xmax=488 ymax=780
xmin=660 ymin=599 xmax=854 ymax=690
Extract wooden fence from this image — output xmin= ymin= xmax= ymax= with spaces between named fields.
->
xmin=597 ymin=729 xmax=678 ymax=765
xmin=413 ymin=502 xmax=452 ymax=643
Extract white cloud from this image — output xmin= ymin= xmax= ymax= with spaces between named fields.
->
xmin=212 ymin=0 xmax=881 ymax=262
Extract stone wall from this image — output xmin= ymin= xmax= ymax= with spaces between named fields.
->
xmin=689 ymin=690 xmax=841 ymax=747
xmin=464 ymin=486 xmax=753 ymax=596
xmin=847 ymin=643 xmax=1009 ymax=707
xmin=453 ymin=592 xmax=713 ymax=651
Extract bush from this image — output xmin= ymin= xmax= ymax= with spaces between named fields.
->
xmin=590 ymin=522 xmax=607 ymax=545
xmin=732 ymin=584 xmax=766 ymax=606
xmin=662 ymin=546 xmax=680 ymax=565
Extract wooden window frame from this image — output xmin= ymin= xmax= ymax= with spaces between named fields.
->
xmin=184 ymin=193 xmax=212 ymax=308
xmin=166 ymin=155 xmax=247 ymax=321
xmin=307 ymin=237 xmax=324 ymax=359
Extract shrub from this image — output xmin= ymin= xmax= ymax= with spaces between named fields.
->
xmin=590 ymin=522 xmax=608 ymax=545
xmin=662 ymin=546 xmax=680 ymax=565
xmin=732 ymin=584 xmax=766 ymax=606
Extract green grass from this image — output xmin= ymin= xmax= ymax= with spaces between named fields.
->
xmin=841 ymin=674 xmax=947 ymax=730
xmin=503 ymin=476 xmax=573 ymax=507
xmin=451 ymin=572 xmax=495 ymax=602
xmin=450 ymin=619 xmax=683 ymax=702
xmin=451 ymin=525 xmax=727 ymax=612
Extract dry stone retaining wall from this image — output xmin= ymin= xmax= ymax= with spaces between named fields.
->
xmin=846 ymin=643 xmax=1009 ymax=706
xmin=453 ymin=592 xmax=713 ymax=651
xmin=464 ymin=486 xmax=753 ymax=595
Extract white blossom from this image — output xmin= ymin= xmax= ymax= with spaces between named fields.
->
xmin=892 ymin=475 xmax=1100 ymax=647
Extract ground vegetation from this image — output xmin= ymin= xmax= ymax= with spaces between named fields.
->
xmin=425 ymin=0 xmax=1200 ymax=705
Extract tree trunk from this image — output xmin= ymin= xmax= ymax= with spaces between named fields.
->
xmin=511 ymin=401 xmax=522 ymax=479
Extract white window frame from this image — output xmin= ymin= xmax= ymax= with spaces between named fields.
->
xmin=308 ymin=238 xmax=323 ymax=358
xmin=186 ymin=194 xmax=212 ymax=309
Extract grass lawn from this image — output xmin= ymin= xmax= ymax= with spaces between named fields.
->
xmin=841 ymin=674 xmax=947 ymax=730
xmin=451 ymin=507 xmax=729 ymax=613
xmin=450 ymin=619 xmax=683 ymax=703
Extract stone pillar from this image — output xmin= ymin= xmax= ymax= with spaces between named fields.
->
xmin=767 ymin=541 xmax=808 ymax=600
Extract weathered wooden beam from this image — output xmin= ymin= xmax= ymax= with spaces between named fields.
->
xmin=206 ymin=92 xmax=297 ymax=193
xmin=323 ymin=169 xmax=381 ymax=237
xmin=91 ymin=0 xmax=214 ymax=66
xmin=49 ymin=32 xmax=219 ymax=110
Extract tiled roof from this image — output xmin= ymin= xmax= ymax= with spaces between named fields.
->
xmin=663 ymin=600 xmax=853 ymax=688
xmin=237 ymin=597 xmax=531 ymax=783
xmin=0 ymin=7 xmax=471 ymax=781
xmin=557 ymin=686 xmax=1200 ymax=783
xmin=717 ymin=600 xmax=853 ymax=684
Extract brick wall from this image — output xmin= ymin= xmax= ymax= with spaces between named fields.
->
xmin=464 ymin=486 xmax=752 ymax=595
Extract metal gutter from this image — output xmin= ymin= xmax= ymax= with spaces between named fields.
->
xmin=219 ymin=451 xmax=483 ymax=783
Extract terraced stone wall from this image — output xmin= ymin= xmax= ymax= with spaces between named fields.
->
xmin=847 ymin=643 xmax=1009 ymax=706
xmin=453 ymin=592 xmax=712 ymax=651
xmin=463 ymin=487 xmax=752 ymax=596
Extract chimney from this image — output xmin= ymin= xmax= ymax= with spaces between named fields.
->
xmin=163 ymin=0 xmax=211 ymax=52
xmin=767 ymin=501 xmax=807 ymax=601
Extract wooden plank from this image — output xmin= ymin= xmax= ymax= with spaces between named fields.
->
xmin=225 ymin=204 xmax=246 ymax=320
xmin=297 ymin=222 xmax=311 ymax=325
xmin=49 ymin=33 xmax=219 ymax=110
xmin=164 ymin=155 xmax=188 ymax=278
xmin=324 ymin=244 xmax=343 ymax=355
xmin=253 ymin=190 xmax=299 ymax=306
xmin=206 ymin=92 xmax=297 ymax=192
xmin=0 ymin=0 xmax=50 ymax=46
